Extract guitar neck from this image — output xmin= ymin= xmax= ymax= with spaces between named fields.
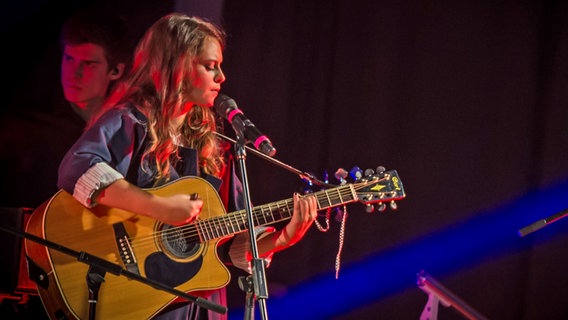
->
xmin=196 ymin=184 xmax=357 ymax=241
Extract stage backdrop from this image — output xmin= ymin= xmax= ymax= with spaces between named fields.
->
xmin=219 ymin=1 xmax=568 ymax=319
xmin=2 ymin=1 xmax=568 ymax=319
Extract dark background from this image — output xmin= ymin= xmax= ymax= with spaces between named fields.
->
xmin=2 ymin=1 xmax=568 ymax=319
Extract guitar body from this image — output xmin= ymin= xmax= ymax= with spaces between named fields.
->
xmin=24 ymin=176 xmax=231 ymax=320
xmin=23 ymin=168 xmax=406 ymax=319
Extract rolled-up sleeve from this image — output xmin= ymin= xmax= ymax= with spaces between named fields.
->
xmin=58 ymin=106 xmax=146 ymax=207
xmin=73 ymin=162 xmax=124 ymax=207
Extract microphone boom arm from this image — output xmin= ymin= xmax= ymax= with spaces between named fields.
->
xmin=215 ymin=132 xmax=333 ymax=188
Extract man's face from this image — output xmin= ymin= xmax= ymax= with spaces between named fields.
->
xmin=61 ymin=43 xmax=114 ymax=110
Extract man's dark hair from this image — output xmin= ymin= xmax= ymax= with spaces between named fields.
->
xmin=60 ymin=9 xmax=133 ymax=73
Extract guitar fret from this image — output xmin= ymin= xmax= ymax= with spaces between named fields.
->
xmin=203 ymin=219 xmax=213 ymax=241
xmin=337 ymin=187 xmax=353 ymax=203
xmin=270 ymin=202 xmax=280 ymax=220
xmin=334 ymin=187 xmax=345 ymax=205
xmin=318 ymin=189 xmax=331 ymax=209
xmin=253 ymin=207 xmax=261 ymax=226
xmin=348 ymin=184 xmax=357 ymax=202
xmin=235 ymin=213 xmax=243 ymax=232
xmin=283 ymin=200 xmax=293 ymax=218
xmin=196 ymin=220 xmax=207 ymax=241
xmin=205 ymin=218 xmax=214 ymax=240
xmin=270 ymin=202 xmax=279 ymax=221
xmin=215 ymin=218 xmax=222 ymax=236
xmin=211 ymin=216 xmax=221 ymax=238
xmin=272 ymin=203 xmax=281 ymax=221
xmin=258 ymin=206 xmax=268 ymax=225
xmin=274 ymin=201 xmax=284 ymax=220
xmin=216 ymin=216 xmax=225 ymax=237
xmin=337 ymin=187 xmax=344 ymax=204
xmin=239 ymin=210 xmax=248 ymax=230
xmin=208 ymin=218 xmax=217 ymax=239
xmin=267 ymin=205 xmax=276 ymax=222
xmin=323 ymin=190 xmax=332 ymax=208
xmin=221 ymin=216 xmax=231 ymax=236
xmin=230 ymin=213 xmax=240 ymax=233
xmin=265 ymin=203 xmax=273 ymax=223
xmin=222 ymin=217 xmax=230 ymax=235
xmin=287 ymin=199 xmax=293 ymax=217
xmin=266 ymin=203 xmax=278 ymax=221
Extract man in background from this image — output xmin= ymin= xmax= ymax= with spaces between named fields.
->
xmin=0 ymin=8 xmax=133 ymax=209
xmin=0 ymin=8 xmax=133 ymax=318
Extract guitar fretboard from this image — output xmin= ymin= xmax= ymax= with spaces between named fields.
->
xmin=196 ymin=184 xmax=357 ymax=241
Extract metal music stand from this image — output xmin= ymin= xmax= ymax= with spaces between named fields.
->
xmin=518 ymin=207 xmax=568 ymax=237
xmin=416 ymin=270 xmax=488 ymax=320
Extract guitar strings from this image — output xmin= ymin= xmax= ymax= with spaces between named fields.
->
xmin=127 ymin=185 xmax=362 ymax=250
xmin=127 ymin=183 xmax=373 ymax=251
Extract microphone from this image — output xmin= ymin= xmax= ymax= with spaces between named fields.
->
xmin=214 ymin=94 xmax=276 ymax=157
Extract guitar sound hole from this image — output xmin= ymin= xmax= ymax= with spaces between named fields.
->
xmin=160 ymin=224 xmax=200 ymax=259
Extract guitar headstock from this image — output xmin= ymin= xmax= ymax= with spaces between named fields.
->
xmin=351 ymin=167 xmax=406 ymax=212
xmin=301 ymin=165 xmax=406 ymax=213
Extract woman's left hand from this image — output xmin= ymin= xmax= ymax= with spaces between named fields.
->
xmin=277 ymin=192 xmax=318 ymax=247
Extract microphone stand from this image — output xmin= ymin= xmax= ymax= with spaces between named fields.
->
xmin=216 ymin=132 xmax=332 ymax=320
xmin=233 ymin=133 xmax=270 ymax=320
xmin=0 ymin=224 xmax=227 ymax=318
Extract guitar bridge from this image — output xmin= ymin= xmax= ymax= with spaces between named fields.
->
xmin=112 ymin=223 xmax=141 ymax=275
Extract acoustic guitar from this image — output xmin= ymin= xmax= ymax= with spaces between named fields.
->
xmin=24 ymin=169 xmax=405 ymax=319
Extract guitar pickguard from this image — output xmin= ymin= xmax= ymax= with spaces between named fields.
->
xmin=145 ymin=252 xmax=203 ymax=287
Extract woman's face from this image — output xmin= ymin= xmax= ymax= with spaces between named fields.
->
xmin=187 ymin=37 xmax=225 ymax=107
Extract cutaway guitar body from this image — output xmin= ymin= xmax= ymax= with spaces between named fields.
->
xmin=24 ymin=170 xmax=405 ymax=319
xmin=25 ymin=177 xmax=230 ymax=320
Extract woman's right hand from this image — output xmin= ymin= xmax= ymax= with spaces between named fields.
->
xmin=94 ymin=179 xmax=203 ymax=226
xmin=159 ymin=193 xmax=203 ymax=226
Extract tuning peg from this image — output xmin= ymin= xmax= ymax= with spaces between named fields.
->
xmin=389 ymin=201 xmax=397 ymax=210
xmin=364 ymin=168 xmax=374 ymax=177
xmin=349 ymin=166 xmax=363 ymax=181
xmin=365 ymin=203 xmax=375 ymax=213
xmin=334 ymin=168 xmax=348 ymax=185
xmin=377 ymin=202 xmax=387 ymax=212
xmin=376 ymin=166 xmax=386 ymax=173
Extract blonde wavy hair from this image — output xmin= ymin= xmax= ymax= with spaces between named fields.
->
xmin=92 ymin=13 xmax=227 ymax=183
